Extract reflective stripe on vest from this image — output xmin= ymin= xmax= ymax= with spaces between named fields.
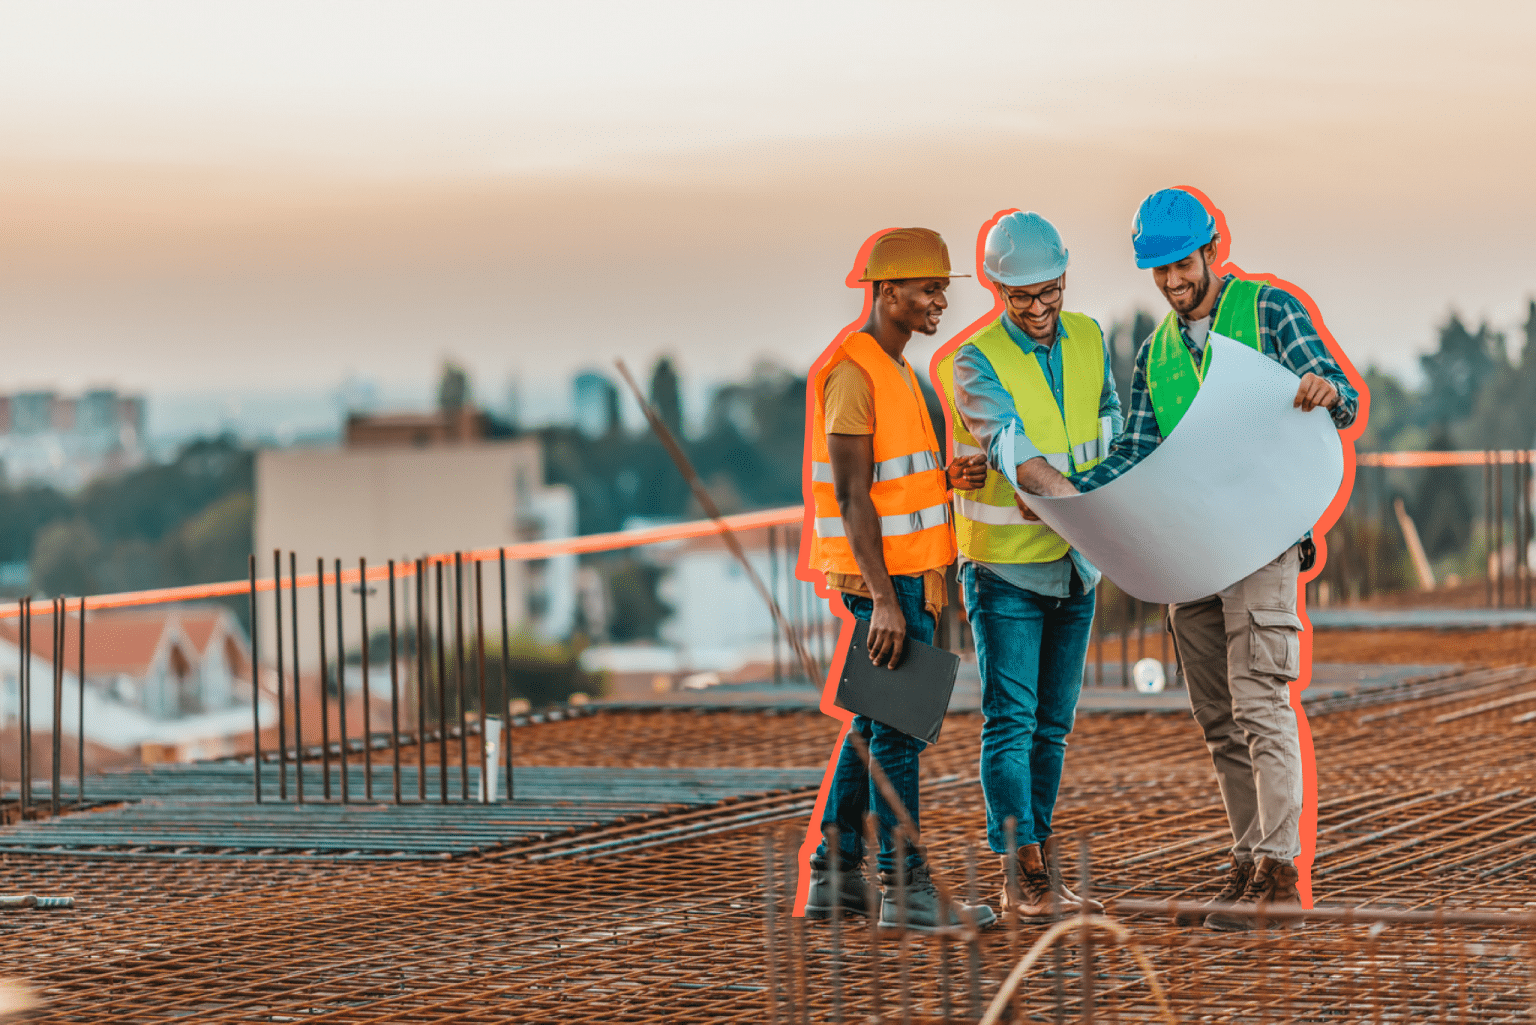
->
xmin=935 ymin=311 xmax=1108 ymax=565
xmin=814 ymin=501 xmax=952 ymax=538
xmin=807 ymin=332 xmax=957 ymax=577
xmin=808 ymin=448 xmax=940 ymax=485
xmin=1146 ymin=278 xmax=1264 ymax=437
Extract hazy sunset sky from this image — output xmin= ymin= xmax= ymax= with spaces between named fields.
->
xmin=2 ymin=0 xmax=1533 ymax=427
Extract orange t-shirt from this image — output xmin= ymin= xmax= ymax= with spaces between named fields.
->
xmin=820 ymin=350 xmax=947 ymax=618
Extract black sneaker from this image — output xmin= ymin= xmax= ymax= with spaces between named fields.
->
xmin=879 ymin=860 xmax=997 ymax=934
xmin=805 ymin=855 xmax=874 ymax=919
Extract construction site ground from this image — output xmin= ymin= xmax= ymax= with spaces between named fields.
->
xmin=0 ymin=624 xmax=1532 ymax=1022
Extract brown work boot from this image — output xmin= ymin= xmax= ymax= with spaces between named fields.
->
xmin=1173 ymin=858 xmax=1255 ymax=926
xmin=1043 ymin=835 xmax=1104 ymax=913
xmin=1000 ymin=844 xmax=1079 ymax=919
xmin=1204 ymin=856 xmax=1302 ymax=932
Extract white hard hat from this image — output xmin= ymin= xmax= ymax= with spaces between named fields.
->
xmin=983 ymin=211 xmax=1069 ymax=287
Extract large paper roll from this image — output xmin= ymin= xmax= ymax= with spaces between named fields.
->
xmin=1020 ymin=334 xmax=1345 ymax=603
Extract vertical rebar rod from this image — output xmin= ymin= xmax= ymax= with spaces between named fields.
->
xmin=76 ymin=596 xmax=85 ymax=806
xmin=499 ymin=549 xmax=513 ymax=802
xmin=895 ymin=831 xmax=911 ymax=1025
xmin=864 ymin=812 xmax=882 ymax=1022
xmin=317 ymin=558 xmax=331 ymax=800
xmin=1094 ymin=581 xmax=1103 ymax=687
xmin=1079 ymin=837 xmax=1096 ymax=1024
xmin=824 ymin=823 xmax=843 ymax=1024
xmin=1161 ymin=604 xmax=1170 ymax=680
xmin=1486 ymin=451 xmax=1494 ymax=608
xmin=1518 ymin=451 xmax=1529 ymax=608
xmin=1135 ymin=597 xmax=1145 ymax=663
xmin=763 ymin=831 xmax=780 ymax=1025
xmin=20 ymin=598 xmax=29 ymax=815
xmin=335 ymin=558 xmax=348 ymax=804
xmin=474 ymin=559 xmax=488 ymax=802
xmin=966 ymin=843 xmax=982 ymax=1020
xmin=435 ymin=559 xmax=448 ymax=804
xmin=272 ymin=550 xmax=287 ymax=800
xmin=51 ymin=597 xmax=62 ymax=817
xmin=388 ymin=559 xmax=401 ymax=806
xmin=416 ymin=558 xmax=428 ymax=802
xmin=289 ymin=552 xmax=303 ymax=805
xmin=359 ymin=557 xmax=372 ymax=802
xmin=248 ymin=556 xmax=261 ymax=804
xmin=1496 ymin=455 xmax=1505 ymax=608
xmin=785 ymin=831 xmax=808 ymax=1025
xmin=769 ymin=526 xmax=782 ymax=686
xmin=1004 ymin=816 xmax=1021 ymax=1022
xmin=454 ymin=552 xmax=468 ymax=801
xmin=1119 ymin=592 xmax=1130 ymax=689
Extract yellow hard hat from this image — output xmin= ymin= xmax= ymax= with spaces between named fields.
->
xmin=859 ymin=227 xmax=970 ymax=282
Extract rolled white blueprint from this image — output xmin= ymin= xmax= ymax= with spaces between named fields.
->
xmin=1016 ymin=334 xmax=1345 ymax=604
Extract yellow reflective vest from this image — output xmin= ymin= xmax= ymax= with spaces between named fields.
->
xmin=935 ymin=312 xmax=1107 ymax=564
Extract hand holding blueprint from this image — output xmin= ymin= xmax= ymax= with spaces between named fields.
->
xmin=1017 ymin=334 xmax=1345 ymax=603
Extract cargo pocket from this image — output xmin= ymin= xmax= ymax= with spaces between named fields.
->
xmin=1248 ymin=607 xmax=1303 ymax=681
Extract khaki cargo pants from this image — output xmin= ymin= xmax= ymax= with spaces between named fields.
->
xmin=1168 ymin=545 xmax=1305 ymax=863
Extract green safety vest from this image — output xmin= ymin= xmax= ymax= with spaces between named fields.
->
xmin=936 ymin=311 xmax=1108 ymax=565
xmin=1146 ymin=278 xmax=1265 ymax=437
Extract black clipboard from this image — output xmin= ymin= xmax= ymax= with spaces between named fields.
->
xmin=833 ymin=619 xmax=960 ymax=744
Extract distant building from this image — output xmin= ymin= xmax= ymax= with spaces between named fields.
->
xmin=0 ymin=605 xmax=271 ymax=758
xmin=572 ymin=373 xmax=619 ymax=439
xmin=255 ymin=416 xmax=576 ymax=656
xmin=0 ymin=388 xmax=147 ymax=490
xmin=344 ymin=408 xmax=485 ymax=447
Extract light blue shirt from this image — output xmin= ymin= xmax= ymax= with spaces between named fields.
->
xmin=951 ymin=313 xmax=1123 ymax=598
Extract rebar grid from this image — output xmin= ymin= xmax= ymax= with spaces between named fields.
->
xmin=0 ymin=666 xmax=1530 ymax=1021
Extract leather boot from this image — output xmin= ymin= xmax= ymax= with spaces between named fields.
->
xmin=1205 ymin=856 xmax=1303 ymax=932
xmin=1173 ymin=859 xmax=1255 ymax=926
xmin=805 ymin=853 xmax=874 ymax=919
xmin=879 ymin=858 xmax=997 ymax=934
xmin=1043 ymin=836 xmax=1104 ymax=913
xmin=1001 ymin=844 xmax=1078 ymax=919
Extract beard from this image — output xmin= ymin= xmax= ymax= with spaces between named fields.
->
xmin=1167 ymin=266 xmax=1213 ymax=316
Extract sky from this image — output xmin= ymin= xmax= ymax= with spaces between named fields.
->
xmin=2 ymin=0 xmax=1534 ymax=433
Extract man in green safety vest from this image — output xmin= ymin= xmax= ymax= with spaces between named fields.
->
xmin=1014 ymin=188 xmax=1359 ymax=931
xmin=934 ymin=211 xmax=1122 ymax=918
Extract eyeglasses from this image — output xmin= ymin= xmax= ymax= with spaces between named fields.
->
xmin=1000 ymin=283 xmax=1062 ymax=311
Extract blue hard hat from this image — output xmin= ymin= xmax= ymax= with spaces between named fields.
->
xmin=983 ymin=211 xmax=1069 ymax=287
xmin=1132 ymin=189 xmax=1216 ymax=269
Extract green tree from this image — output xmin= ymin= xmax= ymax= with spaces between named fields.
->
xmin=1417 ymin=312 xmax=1504 ymax=429
xmin=31 ymin=519 xmax=104 ymax=596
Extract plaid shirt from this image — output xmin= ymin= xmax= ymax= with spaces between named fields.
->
xmin=1072 ymin=274 xmax=1358 ymax=493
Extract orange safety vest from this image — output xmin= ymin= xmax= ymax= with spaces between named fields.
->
xmin=808 ymin=332 xmax=957 ymax=577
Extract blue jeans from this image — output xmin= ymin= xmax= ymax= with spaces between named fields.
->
xmin=814 ymin=573 xmax=932 ymax=873
xmin=964 ymin=562 xmax=1094 ymax=854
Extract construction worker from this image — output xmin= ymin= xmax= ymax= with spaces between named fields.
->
xmin=803 ymin=227 xmax=996 ymax=933
xmin=933 ymin=211 xmax=1120 ymax=919
xmin=1015 ymin=188 xmax=1360 ymax=931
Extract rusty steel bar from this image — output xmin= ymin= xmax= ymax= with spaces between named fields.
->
xmin=51 ymin=596 xmax=62 ymax=818
xmin=388 ymin=560 xmax=402 ymax=805
xmin=76 ymin=595 xmax=85 ymax=806
xmin=415 ymin=557 xmax=428 ymax=803
xmin=272 ymin=550 xmax=287 ymax=800
xmin=1496 ymin=455 xmax=1505 ymax=608
xmin=1485 ymin=450 xmax=1494 ymax=607
xmin=454 ymin=552 xmax=468 ymax=802
xmin=248 ymin=557 xmax=261 ymax=804
xmin=360 ymin=556 xmax=373 ymax=802
xmin=434 ymin=559 xmax=448 ymax=805
xmin=317 ymin=558 xmax=332 ymax=800
xmin=335 ymin=558 xmax=348 ymax=804
xmin=289 ymin=553 xmax=303 ymax=805
xmin=769 ymin=526 xmax=781 ymax=686
xmin=21 ymin=597 xmax=31 ymax=815
xmin=823 ymin=823 xmax=843 ymax=1024
xmin=763 ymin=830 xmax=779 ymax=1025
xmin=475 ymin=560 xmax=487 ymax=802
xmin=499 ymin=548 xmax=513 ymax=802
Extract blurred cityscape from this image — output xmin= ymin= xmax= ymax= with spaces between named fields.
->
xmin=0 ymin=297 xmax=1532 ymax=767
